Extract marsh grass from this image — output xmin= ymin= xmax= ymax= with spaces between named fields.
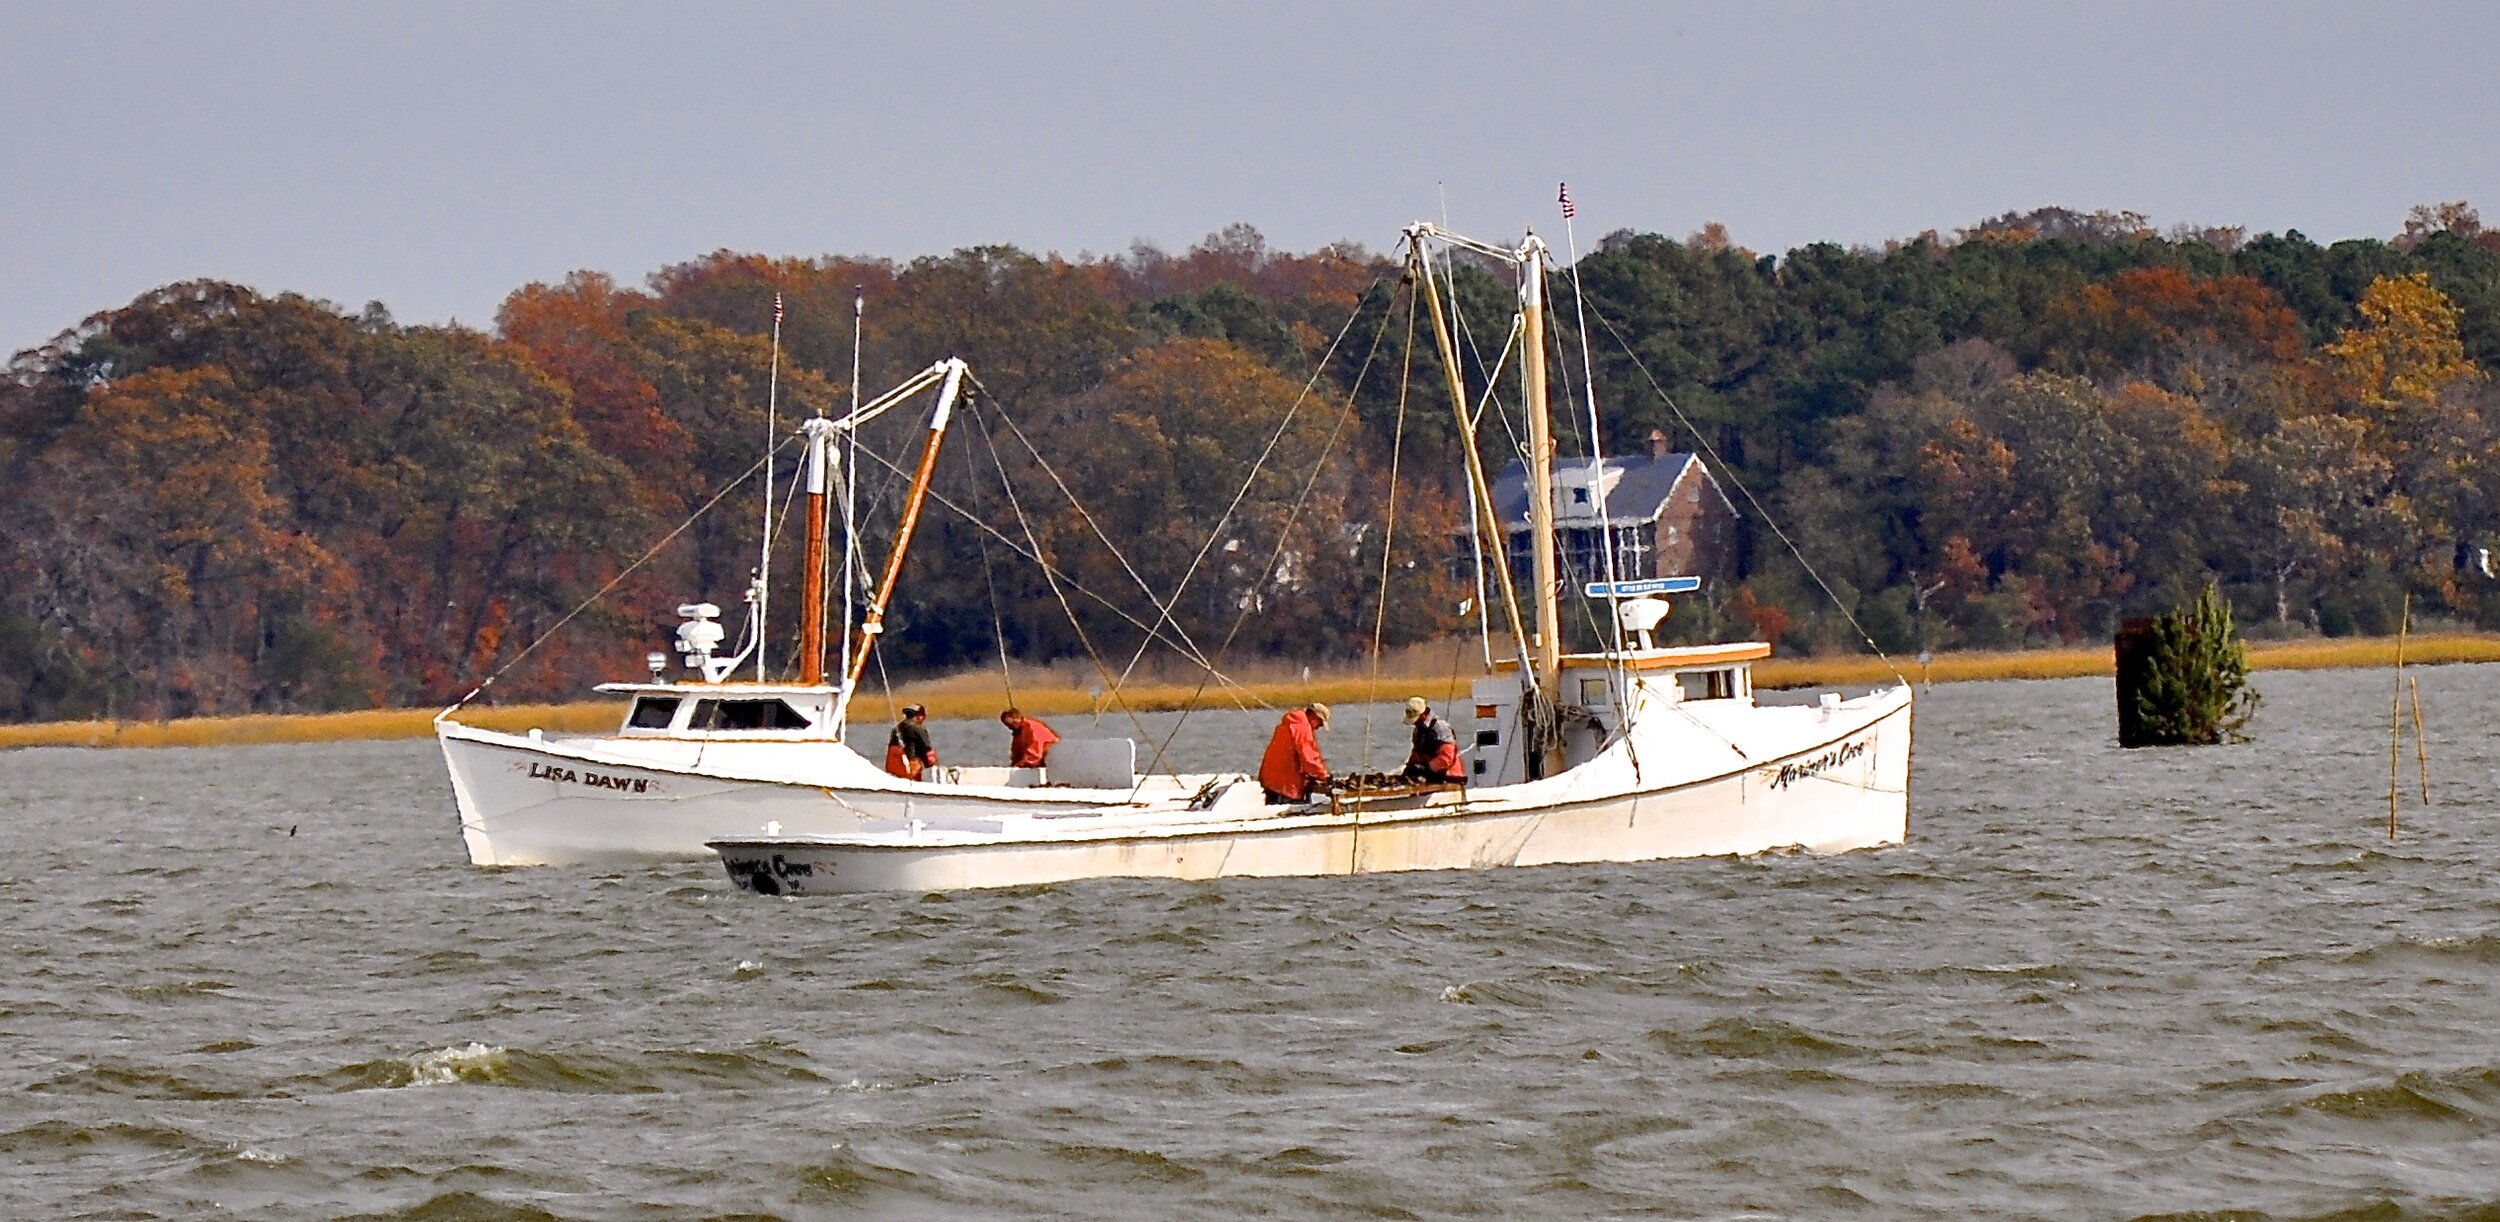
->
xmin=7 ymin=633 xmax=2496 ymax=752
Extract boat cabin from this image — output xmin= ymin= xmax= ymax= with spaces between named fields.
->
xmin=592 ymin=683 xmax=842 ymax=740
xmin=1467 ymin=641 xmax=1770 ymax=785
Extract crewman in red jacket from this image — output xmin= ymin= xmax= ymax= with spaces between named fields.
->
xmin=1401 ymin=696 xmax=1465 ymax=784
xmin=1258 ymin=702 xmax=1331 ymax=804
xmin=1001 ymin=707 xmax=1059 ymax=768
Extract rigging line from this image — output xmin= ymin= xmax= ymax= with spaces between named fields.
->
xmin=1550 ymin=251 xmax=1632 ymax=732
xmin=1555 ymin=246 xmax=1628 ymax=661
xmin=1583 ymin=300 xmax=1906 ymax=683
xmin=1135 ymin=279 xmax=1398 ymax=786
xmin=966 ymin=374 xmax=1236 ymax=686
xmin=1360 ymin=281 xmax=1419 ymax=775
xmin=764 ymin=457 xmax=808 ymax=680
xmin=968 ymin=395 xmax=1163 ymax=758
xmin=435 ymin=437 xmax=798 ymax=720
xmin=958 ymin=399 xmax=1018 ymax=708
xmin=1457 ymin=315 xmax=1524 ymax=671
xmin=842 ymin=431 xmax=1257 ymax=693
xmin=1084 ymin=276 xmax=1387 ymax=704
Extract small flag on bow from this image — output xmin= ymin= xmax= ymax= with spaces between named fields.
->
xmin=1558 ymin=182 xmax=1575 ymax=220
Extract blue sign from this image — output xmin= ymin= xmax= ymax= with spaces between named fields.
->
xmin=1583 ymin=576 xmax=1701 ymax=598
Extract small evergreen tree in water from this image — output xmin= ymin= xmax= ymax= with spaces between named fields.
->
xmin=2117 ymin=583 xmax=2259 ymax=747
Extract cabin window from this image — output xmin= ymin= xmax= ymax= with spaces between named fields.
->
xmin=626 ymin=696 xmax=681 ymax=729
xmin=1578 ymin=677 xmax=1609 ymax=705
xmin=1678 ymin=669 xmax=1738 ymax=701
xmin=689 ymin=698 xmax=813 ymax=731
xmin=1476 ymin=729 xmax=1501 ymax=747
xmin=1572 ymin=488 xmax=1590 ymax=505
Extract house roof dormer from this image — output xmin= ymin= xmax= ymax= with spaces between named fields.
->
xmin=1475 ymin=451 xmax=1734 ymax=534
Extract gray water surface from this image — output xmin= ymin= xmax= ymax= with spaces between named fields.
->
xmin=6 ymin=668 xmax=2500 ymax=1219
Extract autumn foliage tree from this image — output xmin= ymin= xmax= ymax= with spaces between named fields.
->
xmin=5 ymin=204 xmax=2500 ymax=723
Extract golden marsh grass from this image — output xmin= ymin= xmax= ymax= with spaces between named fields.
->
xmin=5 ymin=632 xmax=2495 ymax=752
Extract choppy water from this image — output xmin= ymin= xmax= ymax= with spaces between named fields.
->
xmin=7 ymin=668 xmax=2500 ymax=1219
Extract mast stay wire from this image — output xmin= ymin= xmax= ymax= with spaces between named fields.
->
xmin=1358 ymin=287 xmax=1419 ymax=774
xmin=965 ymin=398 xmax=1165 ymax=756
xmin=1131 ymin=276 xmax=1402 ymax=790
xmin=839 ymin=430 xmax=1260 ymax=698
xmin=955 ymin=398 xmax=1019 ymax=708
xmin=435 ymin=436 xmax=798 ymax=720
xmin=967 ymin=372 xmax=1245 ymax=690
xmin=1086 ymin=278 xmax=1385 ymax=707
xmin=1580 ymin=299 xmax=1907 ymax=684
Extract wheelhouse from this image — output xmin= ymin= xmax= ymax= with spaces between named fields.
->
xmin=593 ymin=683 xmax=842 ymax=740
xmin=1469 ymin=641 xmax=1772 ymax=784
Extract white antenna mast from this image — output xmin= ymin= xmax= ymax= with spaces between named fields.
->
xmin=756 ymin=292 xmax=784 ymax=680
xmin=1559 ymin=183 xmax=1627 ymax=661
xmin=839 ymin=286 xmax=865 ymax=691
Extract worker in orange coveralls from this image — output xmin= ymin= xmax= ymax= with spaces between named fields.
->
xmin=1400 ymin=696 xmax=1465 ymax=784
xmin=1000 ymin=707 xmax=1059 ymax=768
xmin=1258 ymin=702 xmax=1332 ymax=804
xmin=884 ymin=705 xmax=937 ymax=779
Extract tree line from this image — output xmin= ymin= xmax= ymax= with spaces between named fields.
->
xmin=2 ymin=205 xmax=2494 ymax=722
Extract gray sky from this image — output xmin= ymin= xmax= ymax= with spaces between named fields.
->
xmin=5 ymin=1 xmax=2494 ymax=355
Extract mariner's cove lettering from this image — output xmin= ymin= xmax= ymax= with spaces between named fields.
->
xmin=527 ymin=762 xmax=653 ymax=794
xmin=1765 ymin=738 xmax=1870 ymax=791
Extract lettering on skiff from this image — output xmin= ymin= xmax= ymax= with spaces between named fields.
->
xmin=1763 ymin=737 xmax=1870 ymax=791
xmin=523 ymin=761 xmax=655 ymax=794
xmin=723 ymin=853 xmax=819 ymax=896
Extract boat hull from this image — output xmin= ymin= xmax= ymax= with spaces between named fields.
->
xmin=437 ymin=724 xmax=1201 ymax=866
xmin=710 ymin=687 xmax=1912 ymax=894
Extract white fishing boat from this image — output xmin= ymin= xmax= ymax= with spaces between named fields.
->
xmin=708 ymin=217 xmax=1915 ymax=894
xmin=437 ymin=356 xmax=1242 ymax=866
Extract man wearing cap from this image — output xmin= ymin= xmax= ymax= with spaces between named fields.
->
xmin=1258 ymin=701 xmax=1332 ymax=804
xmin=1401 ymin=697 xmax=1465 ymax=784
xmin=1000 ymin=707 xmax=1059 ymax=768
xmin=885 ymin=705 xmax=938 ymax=780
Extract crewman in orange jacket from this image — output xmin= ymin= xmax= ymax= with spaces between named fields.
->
xmin=884 ymin=705 xmax=937 ymax=780
xmin=1001 ymin=707 xmax=1059 ymax=768
xmin=1258 ymin=702 xmax=1331 ymax=804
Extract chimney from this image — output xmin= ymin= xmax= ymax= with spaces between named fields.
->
xmin=1647 ymin=428 xmax=1670 ymax=460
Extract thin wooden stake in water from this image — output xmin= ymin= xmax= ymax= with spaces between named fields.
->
xmin=2386 ymin=598 xmax=2405 ymax=836
xmin=2410 ymin=674 xmax=2430 ymax=805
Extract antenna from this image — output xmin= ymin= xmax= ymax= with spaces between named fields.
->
xmin=839 ymin=286 xmax=865 ymax=694
xmin=757 ymin=292 xmax=784 ymax=681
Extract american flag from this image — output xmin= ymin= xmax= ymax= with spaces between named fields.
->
xmin=1558 ymin=182 xmax=1575 ymax=220
xmin=773 ymin=293 xmax=784 ymax=327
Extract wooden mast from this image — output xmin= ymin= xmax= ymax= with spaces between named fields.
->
xmin=1518 ymin=234 xmax=1567 ymax=779
xmin=797 ymin=417 xmax=835 ymax=684
xmin=840 ymin=360 xmax=967 ymax=697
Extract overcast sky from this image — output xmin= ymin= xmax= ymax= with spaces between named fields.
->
xmin=5 ymin=1 xmax=2494 ymax=355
